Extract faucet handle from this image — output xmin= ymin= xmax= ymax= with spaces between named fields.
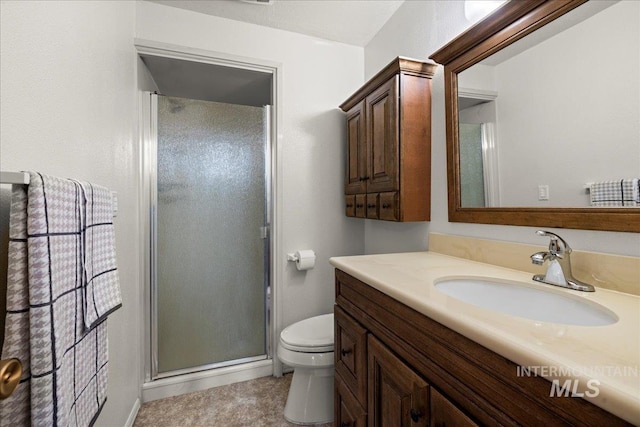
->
xmin=530 ymin=251 xmax=550 ymax=265
xmin=535 ymin=230 xmax=572 ymax=255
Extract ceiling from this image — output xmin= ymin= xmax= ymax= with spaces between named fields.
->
xmin=147 ymin=0 xmax=405 ymax=46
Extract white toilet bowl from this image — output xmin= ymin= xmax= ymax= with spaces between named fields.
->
xmin=278 ymin=313 xmax=334 ymax=425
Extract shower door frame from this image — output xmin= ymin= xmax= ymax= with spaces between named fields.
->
xmin=136 ymin=40 xmax=284 ymax=388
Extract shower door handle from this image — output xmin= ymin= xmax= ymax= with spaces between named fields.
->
xmin=259 ymin=226 xmax=269 ymax=239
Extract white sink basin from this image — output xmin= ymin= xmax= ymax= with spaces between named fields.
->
xmin=435 ymin=278 xmax=618 ymax=326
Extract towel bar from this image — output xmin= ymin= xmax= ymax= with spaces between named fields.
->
xmin=0 ymin=358 xmax=22 ymax=400
xmin=0 ymin=171 xmax=118 ymax=217
xmin=0 ymin=171 xmax=30 ymax=185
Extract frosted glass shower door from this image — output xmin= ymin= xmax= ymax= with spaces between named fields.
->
xmin=154 ymin=95 xmax=268 ymax=375
xmin=459 ymin=123 xmax=486 ymax=208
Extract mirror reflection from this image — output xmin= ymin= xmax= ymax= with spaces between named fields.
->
xmin=457 ymin=0 xmax=639 ymax=208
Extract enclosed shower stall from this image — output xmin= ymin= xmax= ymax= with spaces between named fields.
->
xmin=138 ymin=51 xmax=276 ymax=389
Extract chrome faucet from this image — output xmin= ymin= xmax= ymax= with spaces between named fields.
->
xmin=530 ymin=230 xmax=595 ymax=292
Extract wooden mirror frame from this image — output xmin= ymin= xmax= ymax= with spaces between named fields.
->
xmin=430 ymin=0 xmax=640 ymax=232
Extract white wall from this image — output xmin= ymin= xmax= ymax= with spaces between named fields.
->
xmin=364 ymin=0 xmax=640 ymax=256
xmin=0 ymin=1 xmax=140 ymax=426
xmin=135 ymin=1 xmax=365 ymax=336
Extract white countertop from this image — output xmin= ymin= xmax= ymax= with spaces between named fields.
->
xmin=329 ymin=251 xmax=640 ymax=425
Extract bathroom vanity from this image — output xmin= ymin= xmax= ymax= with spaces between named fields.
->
xmin=331 ymin=252 xmax=639 ymax=426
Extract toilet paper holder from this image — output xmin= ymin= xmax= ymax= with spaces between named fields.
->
xmin=287 ymin=253 xmax=300 ymax=262
xmin=287 ymin=250 xmax=316 ymax=270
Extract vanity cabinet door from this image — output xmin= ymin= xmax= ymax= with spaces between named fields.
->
xmin=368 ymin=335 xmax=429 ymax=427
xmin=336 ymin=374 xmax=367 ymax=427
xmin=366 ymin=76 xmax=399 ymax=194
xmin=345 ymin=101 xmax=368 ymax=195
xmin=335 ymin=306 xmax=368 ymax=405
xmin=430 ymin=389 xmax=478 ymax=427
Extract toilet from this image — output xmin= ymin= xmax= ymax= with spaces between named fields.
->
xmin=278 ymin=313 xmax=334 ymax=425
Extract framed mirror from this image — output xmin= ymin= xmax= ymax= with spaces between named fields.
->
xmin=430 ymin=0 xmax=639 ymax=232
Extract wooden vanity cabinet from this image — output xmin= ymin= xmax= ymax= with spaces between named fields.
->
xmin=340 ymin=57 xmax=436 ymax=222
xmin=334 ymin=269 xmax=632 ymax=427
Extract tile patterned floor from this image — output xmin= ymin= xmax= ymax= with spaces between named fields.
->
xmin=133 ymin=374 xmax=333 ymax=427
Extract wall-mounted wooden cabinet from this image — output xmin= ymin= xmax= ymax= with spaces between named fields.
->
xmin=340 ymin=57 xmax=436 ymax=222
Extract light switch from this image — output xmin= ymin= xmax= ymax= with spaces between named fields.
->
xmin=538 ymin=185 xmax=549 ymax=201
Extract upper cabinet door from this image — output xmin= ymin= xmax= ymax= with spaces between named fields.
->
xmin=366 ymin=76 xmax=399 ymax=194
xmin=345 ymin=100 xmax=368 ymax=195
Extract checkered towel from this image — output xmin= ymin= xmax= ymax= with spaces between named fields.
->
xmin=590 ymin=179 xmax=640 ymax=207
xmin=0 ymin=172 xmax=121 ymax=427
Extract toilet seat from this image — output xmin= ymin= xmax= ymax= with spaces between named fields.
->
xmin=278 ymin=345 xmax=334 ymax=369
xmin=280 ymin=313 xmax=334 ymax=353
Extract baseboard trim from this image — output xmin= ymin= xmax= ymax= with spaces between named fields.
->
xmin=141 ymin=359 xmax=273 ymax=402
xmin=125 ymin=398 xmax=141 ymax=427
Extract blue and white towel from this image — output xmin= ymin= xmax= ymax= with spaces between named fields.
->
xmin=0 ymin=172 xmax=121 ymax=427
xmin=590 ymin=179 xmax=640 ymax=207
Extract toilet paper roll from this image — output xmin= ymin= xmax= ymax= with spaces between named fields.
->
xmin=295 ymin=250 xmax=316 ymax=271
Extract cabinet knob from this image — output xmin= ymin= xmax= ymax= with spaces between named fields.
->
xmin=356 ymin=203 xmax=363 ymax=208
xmin=346 ymin=203 xmax=353 ymax=208
xmin=410 ymin=408 xmax=423 ymax=423
xmin=341 ymin=348 xmax=352 ymax=357
xmin=367 ymin=204 xmax=375 ymax=208
xmin=382 ymin=203 xmax=390 ymax=209
xmin=359 ymin=176 xmax=369 ymax=181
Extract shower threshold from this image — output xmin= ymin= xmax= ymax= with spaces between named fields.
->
xmin=143 ymin=358 xmax=273 ymax=402
xmin=154 ymin=354 xmax=268 ymax=380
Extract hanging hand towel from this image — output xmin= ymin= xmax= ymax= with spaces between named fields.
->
xmin=590 ymin=178 xmax=640 ymax=206
xmin=0 ymin=172 xmax=121 ymax=427
xmin=76 ymin=181 xmax=122 ymax=329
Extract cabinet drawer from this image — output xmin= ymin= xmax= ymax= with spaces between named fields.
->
xmin=345 ymin=195 xmax=356 ymax=217
xmin=335 ymin=306 xmax=368 ymax=405
xmin=355 ymin=194 xmax=366 ymax=218
xmin=335 ymin=374 xmax=367 ymax=427
xmin=378 ymin=191 xmax=398 ymax=221
xmin=366 ymin=193 xmax=379 ymax=219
